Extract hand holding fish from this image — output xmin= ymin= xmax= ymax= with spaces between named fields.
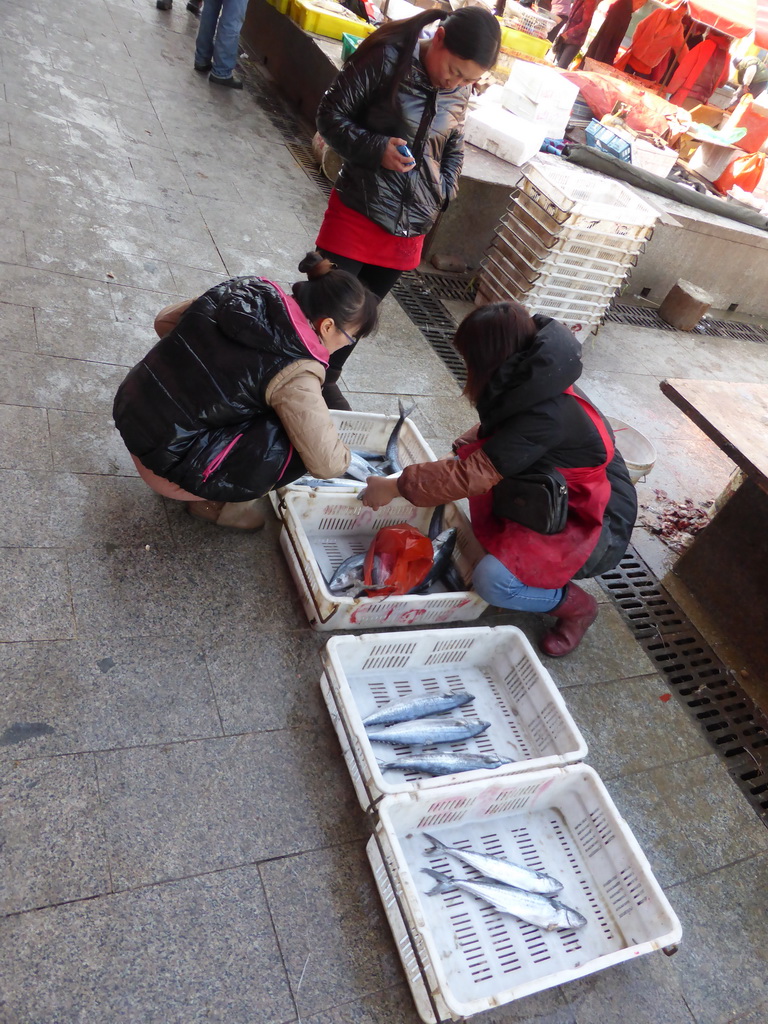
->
xmin=361 ymin=475 xmax=400 ymax=510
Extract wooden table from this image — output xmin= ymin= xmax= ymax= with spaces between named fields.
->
xmin=660 ymin=379 xmax=768 ymax=689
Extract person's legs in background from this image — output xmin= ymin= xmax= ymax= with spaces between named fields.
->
xmin=209 ymin=0 xmax=250 ymax=87
xmin=194 ymin=0 xmax=222 ymax=70
xmin=315 ymin=250 xmax=402 ymax=410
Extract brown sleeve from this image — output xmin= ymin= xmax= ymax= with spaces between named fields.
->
xmin=266 ymin=361 xmax=351 ymax=479
xmin=452 ymin=422 xmax=481 ymax=453
xmin=398 ymin=448 xmax=503 ymax=507
xmin=154 ymin=299 xmax=194 ymax=338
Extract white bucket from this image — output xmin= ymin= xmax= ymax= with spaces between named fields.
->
xmin=607 ymin=417 xmax=657 ymax=484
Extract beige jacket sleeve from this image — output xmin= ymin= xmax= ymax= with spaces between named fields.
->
xmin=266 ymin=361 xmax=351 ymax=479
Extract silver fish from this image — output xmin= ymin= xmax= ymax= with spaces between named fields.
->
xmin=362 ymin=690 xmax=474 ymax=726
xmin=346 ymin=451 xmax=387 ymax=482
xmin=423 ymin=833 xmax=563 ymax=895
xmin=385 ymin=398 xmax=416 ymax=474
xmin=377 ymin=752 xmax=515 ymax=776
xmin=440 ymin=562 xmax=467 ymax=593
xmin=408 ymin=528 xmax=457 ymax=595
xmin=327 ymin=552 xmax=366 ymax=593
xmin=365 ymin=717 xmax=490 ymax=746
xmin=423 ymin=869 xmax=587 ymax=932
xmin=293 ymin=475 xmax=363 ymax=489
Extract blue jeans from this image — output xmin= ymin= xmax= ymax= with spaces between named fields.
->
xmin=194 ymin=0 xmax=250 ymax=79
xmin=472 ymin=554 xmax=564 ymax=613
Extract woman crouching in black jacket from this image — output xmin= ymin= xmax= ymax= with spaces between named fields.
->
xmin=113 ymin=254 xmax=378 ymax=531
xmin=362 ymin=301 xmax=637 ymax=657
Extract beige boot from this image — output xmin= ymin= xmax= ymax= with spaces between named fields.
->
xmin=187 ymin=499 xmax=265 ymax=531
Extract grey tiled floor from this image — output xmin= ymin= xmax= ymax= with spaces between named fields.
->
xmin=3 ymin=2 xmax=768 ymax=1023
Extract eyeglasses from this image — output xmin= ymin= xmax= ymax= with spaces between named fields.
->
xmin=338 ymin=326 xmax=357 ymax=346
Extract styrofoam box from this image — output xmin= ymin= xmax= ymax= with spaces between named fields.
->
xmin=368 ymin=765 xmax=682 ymax=1023
xmin=521 ymin=157 xmax=659 ymax=230
xmin=320 ymin=626 xmax=588 ymax=809
xmin=278 ymin=491 xmax=488 ymax=631
xmin=465 ymin=104 xmax=547 ymax=167
xmin=501 ymin=62 xmax=579 ymax=141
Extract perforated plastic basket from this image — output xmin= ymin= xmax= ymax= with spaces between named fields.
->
xmin=369 ymin=765 xmax=682 ymax=1023
xmin=496 ymin=213 xmax=646 ymax=266
xmin=509 ymin=191 xmax=654 ymax=244
xmin=520 ymin=158 xmax=659 ymax=230
xmin=269 ymin=409 xmax=438 ymax=511
xmin=277 ymin=491 xmax=488 ymax=631
xmin=320 ymin=626 xmax=587 ymax=810
xmin=479 ymin=258 xmax=613 ymax=316
xmin=483 ymin=247 xmax=626 ymax=304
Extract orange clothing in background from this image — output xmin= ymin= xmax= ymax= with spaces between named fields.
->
xmin=615 ymin=5 xmax=688 ymax=76
xmin=668 ymin=34 xmax=731 ymax=107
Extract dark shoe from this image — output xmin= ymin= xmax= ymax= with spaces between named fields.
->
xmin=186 ymin=0 xmax=202 ymax=12
xmin=194 ymin=61 xmax=212 ymax=72
xmin=209 ymin=73 xmax=243 ymax=89
xmin=539 ymin=582 xmax=598 ymax=658
xmin=156 ymin=0 xmax=172 ymax=9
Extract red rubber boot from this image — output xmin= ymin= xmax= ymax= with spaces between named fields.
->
xmin=539 ymin=582 xmax=598 ymax=657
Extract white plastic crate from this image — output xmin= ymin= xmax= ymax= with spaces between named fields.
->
xmin=368 ymin=765 xmax=682 ymax=1023
xmin=278 ymin=491 xmax=488 ymax=631
xmin=489 ymin=231 xmax=633 ymax=290
xmin=320 ymin=626 xmax=587 ymax=809
xmin=497 ymin=213 xmax=646 ymax=266
xmin=484 ymin=247 xmax=624 ymax=304
xmin=510 ymin=191 xmax=654 ymax=245
xmin=503 ymin=0 xmax=556 ymax=38
xmin=521 ymin=158 xmax=659 ymax=230
xmin=269 ymin=408 xmax=439 ymax=511
xmin=480 ymin=258 xmax=612 ymax=316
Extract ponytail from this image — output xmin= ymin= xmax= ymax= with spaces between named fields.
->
xmin=292 ymin=252 xmax=379 ymax=339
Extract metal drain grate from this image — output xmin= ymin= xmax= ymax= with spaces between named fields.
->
xmin=599 ymin=546 xmax=768 ymax=825
xmin=392 ymin=272 xmax=467 ymax=384
xmin=417 ymin=271 xmax=478 ymax=303
xmin=606 ymin=301 xmax=768 ymax=343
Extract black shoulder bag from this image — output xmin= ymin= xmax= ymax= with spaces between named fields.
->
xmin=491 ymin=466 xmax=569 ymax=535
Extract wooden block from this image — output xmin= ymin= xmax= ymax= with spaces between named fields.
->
xmin=658 ymin=279 xmax=713 ymax=331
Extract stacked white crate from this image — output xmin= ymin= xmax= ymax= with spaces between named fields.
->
xmin=320 ymin=627 xmax=682 ymax=1024
xmin=477 ymin=157 xmax=659 ymax=341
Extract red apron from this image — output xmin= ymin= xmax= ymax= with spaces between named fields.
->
xmin=458 ymin=389 xmax=615 ymax=589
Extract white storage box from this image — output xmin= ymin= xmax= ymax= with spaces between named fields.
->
xmin=278 ymin=491 xmax=488 ymax=631
xmin=501 ymin=62 xmax=579 ymax=141
xmin=368 ymin=765 xmax=682 ymax=1023
xmin=465 ymin=104 xmax=547 ymax=167
xmin=270 ymin=408 xmax=438 ymax=511
xmin=320 ymin=626 xmax=587 ymax=809
xmin=497 ymin=211 xmax=647 ymax=266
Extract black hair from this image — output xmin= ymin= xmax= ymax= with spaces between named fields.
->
xmin=348 ymin=7 xmax=501 ymax=112
xmin=291 ymin=252 xmax=379 ymax=338
xmin=453 ymin=300 xmax=537 ymax=405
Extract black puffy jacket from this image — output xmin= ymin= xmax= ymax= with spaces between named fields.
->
xmin=113 ymin=277 xmax=325 ymax=502
xmin=477 ymin=316 xmax=637 ymax=578
xmin=316 ymin=40 xmax=469 ymax=237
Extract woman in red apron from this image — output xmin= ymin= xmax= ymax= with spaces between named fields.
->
xmin=361 ymin=301 xmax=636 ymax=657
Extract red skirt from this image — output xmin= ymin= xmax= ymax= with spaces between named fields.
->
xmin=316 ymin=189 xmax=425 ymax=271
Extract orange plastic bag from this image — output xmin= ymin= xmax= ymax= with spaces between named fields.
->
xmin=714 ymin=151 xmax=766 ymax=194
xmin=363 ymin=524 xmax=433 ymax=597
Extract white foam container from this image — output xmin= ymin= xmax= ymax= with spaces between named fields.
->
xmin=269 ymin=408 xmax=439 ymax=512
xmin=607 ymin=417 xmax=657 ymax=484
xmin=320 ymin=626 xmax=588 ymax=810
xmin=278 ymin=491 xmax=488 ymax=631
xmin=465 ymin=104 xmax=548 ymax=167
xmin=501 ymin=63 xmax=579 ymax=141
xmin=368 ymin=765 xmax=682 ymax=1023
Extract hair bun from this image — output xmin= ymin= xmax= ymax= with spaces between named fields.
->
xmin=298 ymin=251 xmax=337 ymax=280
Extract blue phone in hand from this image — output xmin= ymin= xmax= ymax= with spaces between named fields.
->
xmin=396 ymin=143 xmax=414 ymax=162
